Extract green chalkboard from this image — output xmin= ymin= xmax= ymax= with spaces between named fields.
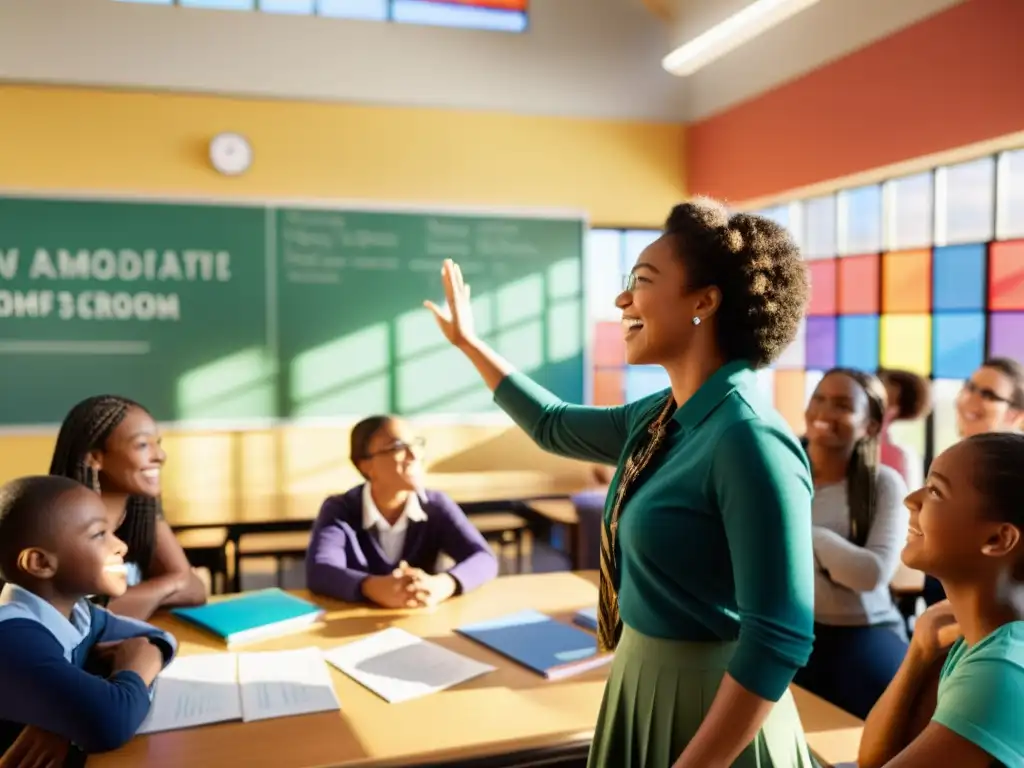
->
xmin=275 ymin=208 xmax=585 ymax=418
xmin=0 ymin=195 xmax=584 ymax=426
xmin=0 ymin=197 xmax=271 ymax=425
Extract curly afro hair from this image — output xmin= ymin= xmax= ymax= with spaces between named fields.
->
xmin=664 ymin=197 xmax=808 ymax=368
xmin=878 ymin=368 xmax=932 ymax=421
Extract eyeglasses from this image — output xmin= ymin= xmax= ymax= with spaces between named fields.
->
xmin=961 ymin=380 xmax=1013 ymax=405
xmin=365 ymin=436 xmax=426 ymax=460
xmin=621 ymin=273 xmax=638 ymax=292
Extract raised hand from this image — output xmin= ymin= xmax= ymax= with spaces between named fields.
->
xmin=423 ymin=259 xmax=476 ymax=349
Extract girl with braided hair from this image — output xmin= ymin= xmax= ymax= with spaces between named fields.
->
xmin=795 ymin=369 xmax=910 ymax=719
xmin=48 ymin=395 xmax=206 ymax=620
xmin=426 ymin=197 xmax=816 ymax=768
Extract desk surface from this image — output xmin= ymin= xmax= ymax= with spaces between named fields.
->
xmin=162 ymin=472 xmax=587 ymax=529
xmin=91 ymin=572 xmax=862 ymax=768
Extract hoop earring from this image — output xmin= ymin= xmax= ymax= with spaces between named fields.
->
xmin=692 ymin=316 xmax=701 ymax=326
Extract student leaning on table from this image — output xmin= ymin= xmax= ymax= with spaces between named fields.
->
xmin=306 ymin=415 xmax=498 ymax=609
xmin=425 ymin=198 xmax=817 ymax=768
xmin=858 ymin=433 xmax=1024 ymax=768
xmin=0 ymin=476 xmax=177 ymax=766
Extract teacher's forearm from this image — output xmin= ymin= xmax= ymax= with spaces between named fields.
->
xmin=457 ymin=338 xmax=514 ymax=392
xmin=672 ymin=674 xmax=774 ymax=768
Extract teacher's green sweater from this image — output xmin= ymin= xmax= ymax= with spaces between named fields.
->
xmin=494 ymin=360 xmax=815 ymax=702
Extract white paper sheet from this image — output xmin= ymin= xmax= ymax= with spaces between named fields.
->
xmin=236 ymin=647 xmax=341 ymax=722
xmin=137 ymin=653 xmax=242 ymax=734
xmin=323 ymin=627 xmax=496 ymax=704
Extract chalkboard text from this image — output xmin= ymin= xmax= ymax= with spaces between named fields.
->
xmin=0 ymin=248 xmax=232 ymax=283
xmin=0 ymin=290 xmax=181 ymax=321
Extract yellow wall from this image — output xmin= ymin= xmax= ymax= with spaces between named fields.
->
xmin=0 ymin=84 xmax=686 ymax=509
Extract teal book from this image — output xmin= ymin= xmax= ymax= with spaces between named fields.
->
xmin=170 ymin=589 xmax=325 ymax=646
xmin=456 ymin=609 xmax=611 ymax=680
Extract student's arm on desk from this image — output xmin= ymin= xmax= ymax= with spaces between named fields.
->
xmin=673 ymin=422 xmax=815 ymax=768
xmin=106 ymin=517 xmax=207 ymax=621
xmin=306 ymin=498 xmax=370 ymax=603
xmin=91 ymin=604 xmax=178 ymax=665
xmin=0 ymin=621 xmax=156 ymax=753
xmin=858 ymin=645 xmax=943 ymax=768
xmin=433 ymin=493 xmax=498 ymax=593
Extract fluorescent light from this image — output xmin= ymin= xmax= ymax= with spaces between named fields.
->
xmin=662 ymin=0 xmax=822 ymax=76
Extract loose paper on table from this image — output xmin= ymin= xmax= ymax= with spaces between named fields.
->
xmin=237 ymin=647 xmax=341 ymax=722
xmin=323 ymin=627 xmax=495 ymax=703
xmin=137 ymin=653 xmax=242 ymax=734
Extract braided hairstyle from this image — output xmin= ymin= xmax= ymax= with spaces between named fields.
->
xmin=49 ymin=395 xmax=160 ymax=574
xmin=664 ymin=198 xmax=809 ymax=368
xmin=821 ymin=368 xmax=888 ymax=547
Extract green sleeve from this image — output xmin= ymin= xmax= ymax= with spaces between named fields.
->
xmin=493 ymin=372 xmax=633 ymax=465
xmin=710 ymin=419 xmax=815 ymax=702
xmin=933 ymin=654 xmax=1024 ymax=767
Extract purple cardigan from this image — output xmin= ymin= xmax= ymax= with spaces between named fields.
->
xmin=305 ymin=485 xmax=499 ymax=603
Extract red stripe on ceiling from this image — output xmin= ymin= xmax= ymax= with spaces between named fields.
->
xmin=688 ymin=0 xmax=1024 ymax=203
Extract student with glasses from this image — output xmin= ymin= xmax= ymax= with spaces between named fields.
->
xmin=955 ymin=358 xmax=1024 ymax=439
xmin=922 ymin=358 xmax=1024 ymax=607
xmin=305 ymin=416 xmax=498 ymax=609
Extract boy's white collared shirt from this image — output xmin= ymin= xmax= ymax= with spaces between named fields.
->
xmin=361 ymin=483 xmax=427 ymax=564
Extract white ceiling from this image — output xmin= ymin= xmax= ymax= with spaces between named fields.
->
xmin=0 ymin=0 xmax=965 ymax=122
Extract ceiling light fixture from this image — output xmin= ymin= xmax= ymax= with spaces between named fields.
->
xmin=662 ymin=0 xmax=823 ymax=77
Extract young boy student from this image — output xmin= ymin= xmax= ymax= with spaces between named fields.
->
xmin=0 ymin=475 xmax=178 ymax=763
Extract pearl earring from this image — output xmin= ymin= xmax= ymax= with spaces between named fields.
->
xmin=692 ymin=316 xmax=701 ymax=326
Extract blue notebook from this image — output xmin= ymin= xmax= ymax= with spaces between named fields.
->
xmin=456 ymin=609 xmax=611 ymax=680
xmin=573 ymin=606 xmax=598 ymax=631
xmin=171 ymin=589 xmax=324 ymax=646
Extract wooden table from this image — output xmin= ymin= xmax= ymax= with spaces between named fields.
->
xmin=90 ymin=572 xmax=862 ymax=768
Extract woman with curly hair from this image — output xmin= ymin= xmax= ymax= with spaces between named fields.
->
xmin=425 ymin=198 xmax=816 ymax=768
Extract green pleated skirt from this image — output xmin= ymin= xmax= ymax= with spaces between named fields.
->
xmin=588 ymin=625 xmax=817 ymax=768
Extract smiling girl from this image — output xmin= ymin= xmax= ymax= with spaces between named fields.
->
xmin=858 ymin=432 xmax=1024 ymax=768
xmin=795 ymin=369 xmax=910 ymax=719
xmin=48 ymin=395 xmax=206 ymax=621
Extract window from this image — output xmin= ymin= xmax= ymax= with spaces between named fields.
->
xmin=113 ymin=0 xmax=529 ymax=31
xmin=838 ymin=184 xmax=882 ymax=255
xmin=261 ymin=0 xmax=316 ymax=13
xmin=997 ymin=149 xmax=1024 ymax=240
xmin=803 ymin=195 xmax=837 ymax=259
xmin=884 ymin=172 xmax=933 ymax=250
xmin=935 ymin=157 xmax=996 ymax=245
xmin=743 ymin=145 xmax=1021 ymax=474
xmin=587 ymin=228 xmax=661 ymax=405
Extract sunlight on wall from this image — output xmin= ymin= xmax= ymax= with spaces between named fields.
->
xmin=495 ymin=320 xmax=546 ymax=371
xmin=395 ymin=343 xmax=489 ymax=413
xmin=160 ymin=432 xmax=236 ymax=501
xmin=290 ymin=323 xmax=391 ymax=416
xmin=176 ymin=347 xmax=277 ymax=420
xmin=547 ymin=299 xmax=582 ymax=361
xmin=497 ymin=274 xmax=544 ymax=325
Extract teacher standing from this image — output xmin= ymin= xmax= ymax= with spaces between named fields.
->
xmin=426 ymin=198 xmax=816 ymax=768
